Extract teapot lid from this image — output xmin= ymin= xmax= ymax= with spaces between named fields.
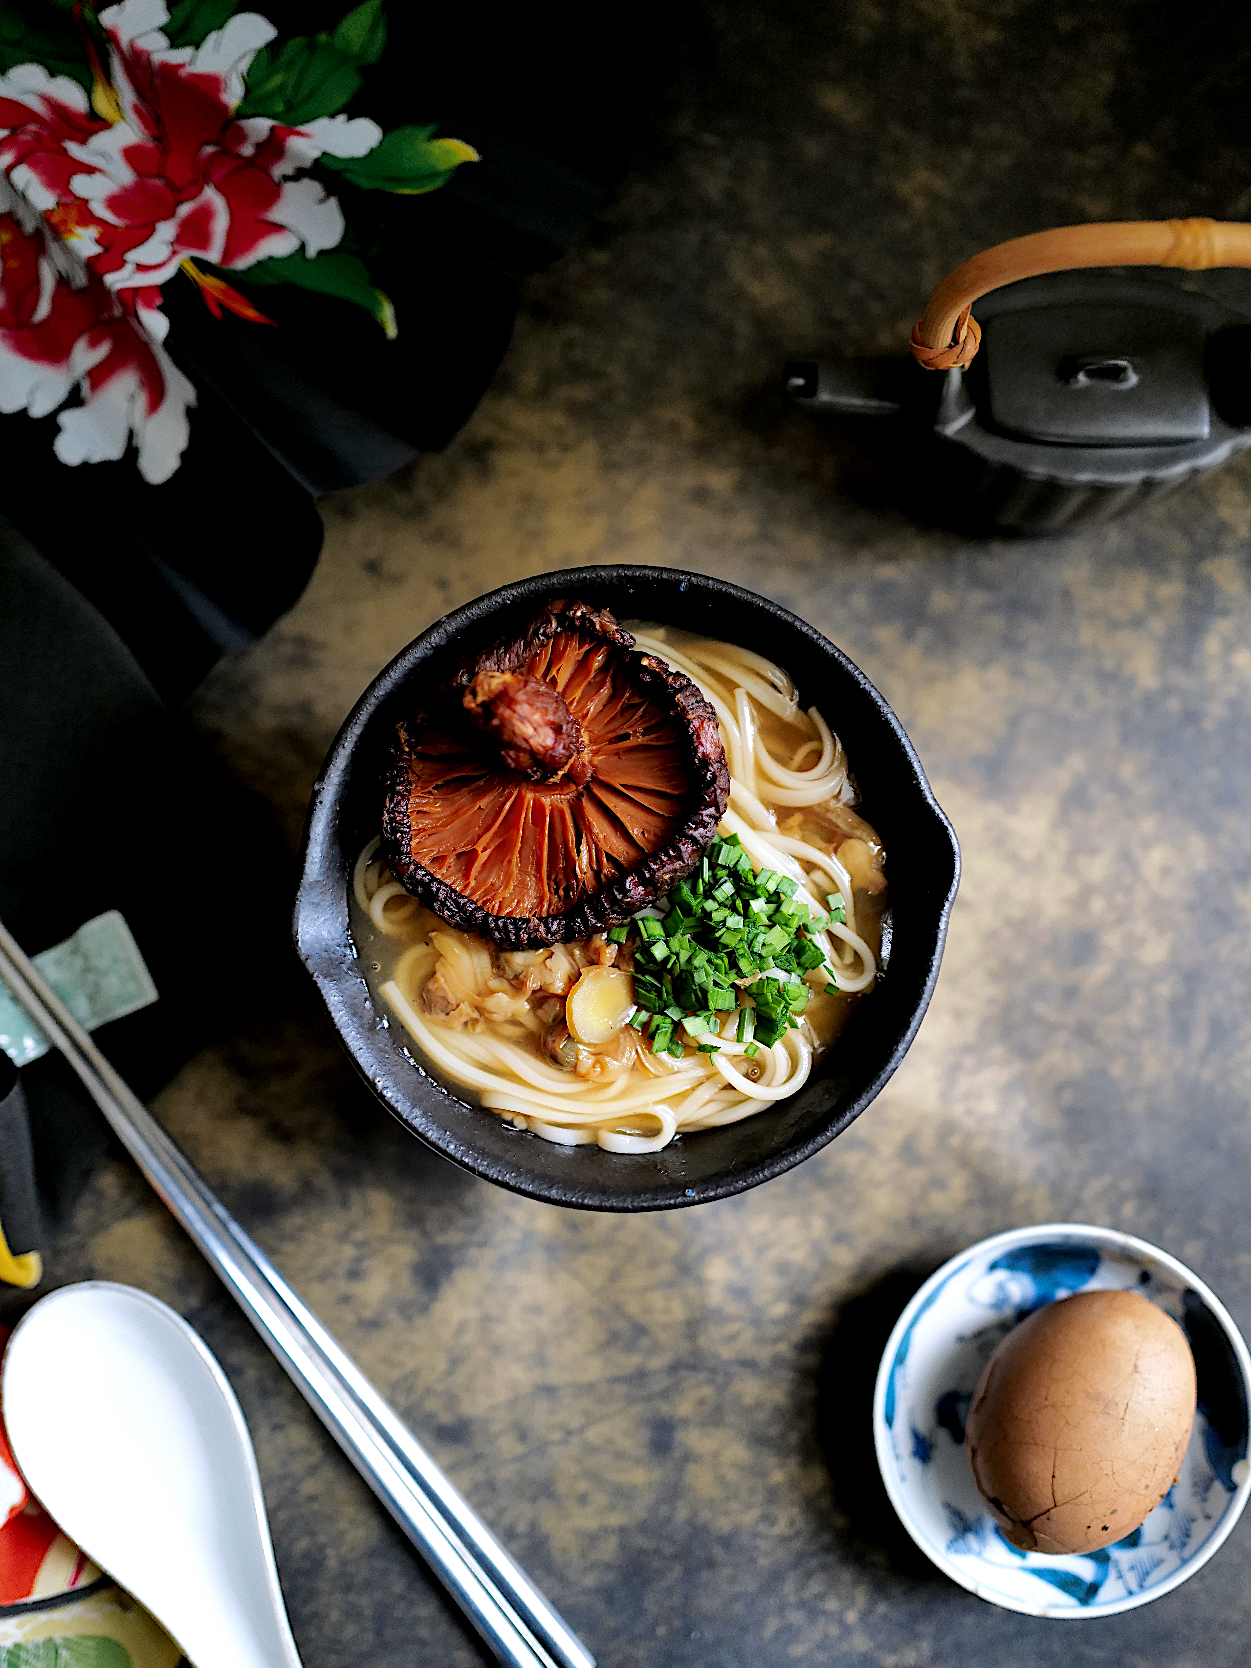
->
xmin=975 ymin=273 xmax=1246 ymax=448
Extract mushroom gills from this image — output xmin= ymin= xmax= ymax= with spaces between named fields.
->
xmin=382 ymin=600 xmax=730 ymax=948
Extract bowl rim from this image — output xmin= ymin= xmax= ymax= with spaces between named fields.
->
xmin=872 ymin=1221 xmax=1251 ymax=1618
xmin=293 ymin=563 xmax=961 ymax=1210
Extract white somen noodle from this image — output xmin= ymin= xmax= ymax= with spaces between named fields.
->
xmin=353 ymin=629 xmax=882 ymax=1152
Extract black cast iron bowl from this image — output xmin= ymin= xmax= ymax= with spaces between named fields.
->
xmin=294 ymin=566 xmax=960 ymax=1211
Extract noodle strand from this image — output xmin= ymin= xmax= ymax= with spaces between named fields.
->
xmin=365 ymin=631 xmax=882 ymax=1152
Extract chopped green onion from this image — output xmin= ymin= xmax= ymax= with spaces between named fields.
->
xmin=619 ymin=833 xmax=847 ymax=1063
xmin=826 ymin=892 xmax=847 ymax=924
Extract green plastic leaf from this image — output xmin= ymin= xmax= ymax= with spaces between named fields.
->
xmin=163 ymin=0 xmax=240 ymax=48
xmin=0 ymin=40 xmax=90 ymax=85
xmin=330 ymin=0 xmax=386 ymax=66
xmin=226 ymin=250 xmax=396 ymax=336
xmin=235 ymin=41 xmax=278 ymax=104
xmin=319 ymin=124 xmax=478 ymax=193
xmin=237 ymin=0 xmax=388 ymax=123
xmin=0 ymin=1638 xmax=133 ymax=1668
xmin=238 ymin=34 xmax=362 ymax=124
xmin=0 ymin=3 xmax=92 ymax=89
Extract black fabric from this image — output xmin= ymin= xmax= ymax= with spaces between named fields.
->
xmin=0 ymin=1055 xmax=40 ymax=1256
xmin=265 ymin=0 xmax=641 ymax=277
xmin=0 ymin=0 xmax=646 ymax=1255
xmin=0 ymin=1 xmax=645 ymax=661
xmin=157 ymin=242 xmax=518 ymax=496
xmin=145 ymin=0 xmax=644 ymax=494
xmin=0 ymin=518 xmax=294 ymax=1246
xmin=0 ymin=376 xmax=326 ymax=703
xmin=14 ymin=1059 xmax=109 ymax=1239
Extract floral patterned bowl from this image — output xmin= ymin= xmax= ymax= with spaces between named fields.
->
xmin=873 ymin=1223 xmax=1251 ymax=1617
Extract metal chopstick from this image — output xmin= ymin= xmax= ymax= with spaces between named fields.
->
xmin=0 ymin=918 xmax=594 ymax=1668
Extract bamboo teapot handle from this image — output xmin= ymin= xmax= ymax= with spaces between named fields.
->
xmin=909 ymin=218 xmax=1251 ymax=370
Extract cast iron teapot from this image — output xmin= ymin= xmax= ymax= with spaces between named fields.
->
xmin=786 ymin=218 xmax=1251 ymax=532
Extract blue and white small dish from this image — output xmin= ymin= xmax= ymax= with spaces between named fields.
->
xmin=873 ymin=1223 xmax=1251 ymax=1617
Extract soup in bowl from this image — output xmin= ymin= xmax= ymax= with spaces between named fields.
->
xmin=294 ymin=567 xmax=959 ymax=1211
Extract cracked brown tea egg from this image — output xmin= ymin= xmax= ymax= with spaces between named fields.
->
xmin=965 ymin=1289 xmax=1197 ymax=1556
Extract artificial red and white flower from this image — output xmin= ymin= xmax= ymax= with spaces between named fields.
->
xmin=0 ymin=0 xmax=474 ymax=481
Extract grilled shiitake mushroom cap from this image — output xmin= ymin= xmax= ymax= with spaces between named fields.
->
xmin=382 ymin=601 xmax=729 ymax=948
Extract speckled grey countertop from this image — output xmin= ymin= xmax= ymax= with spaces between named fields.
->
xmin=41 ymin=2 xmax=1251 ymax=1663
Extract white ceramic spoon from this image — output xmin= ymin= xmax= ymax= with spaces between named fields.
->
xmin=2 ymin=1281 xmax=303 ymax=1668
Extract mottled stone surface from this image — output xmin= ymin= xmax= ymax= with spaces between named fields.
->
xmin=41 ymin=2 xmax=1251 ymax=1664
